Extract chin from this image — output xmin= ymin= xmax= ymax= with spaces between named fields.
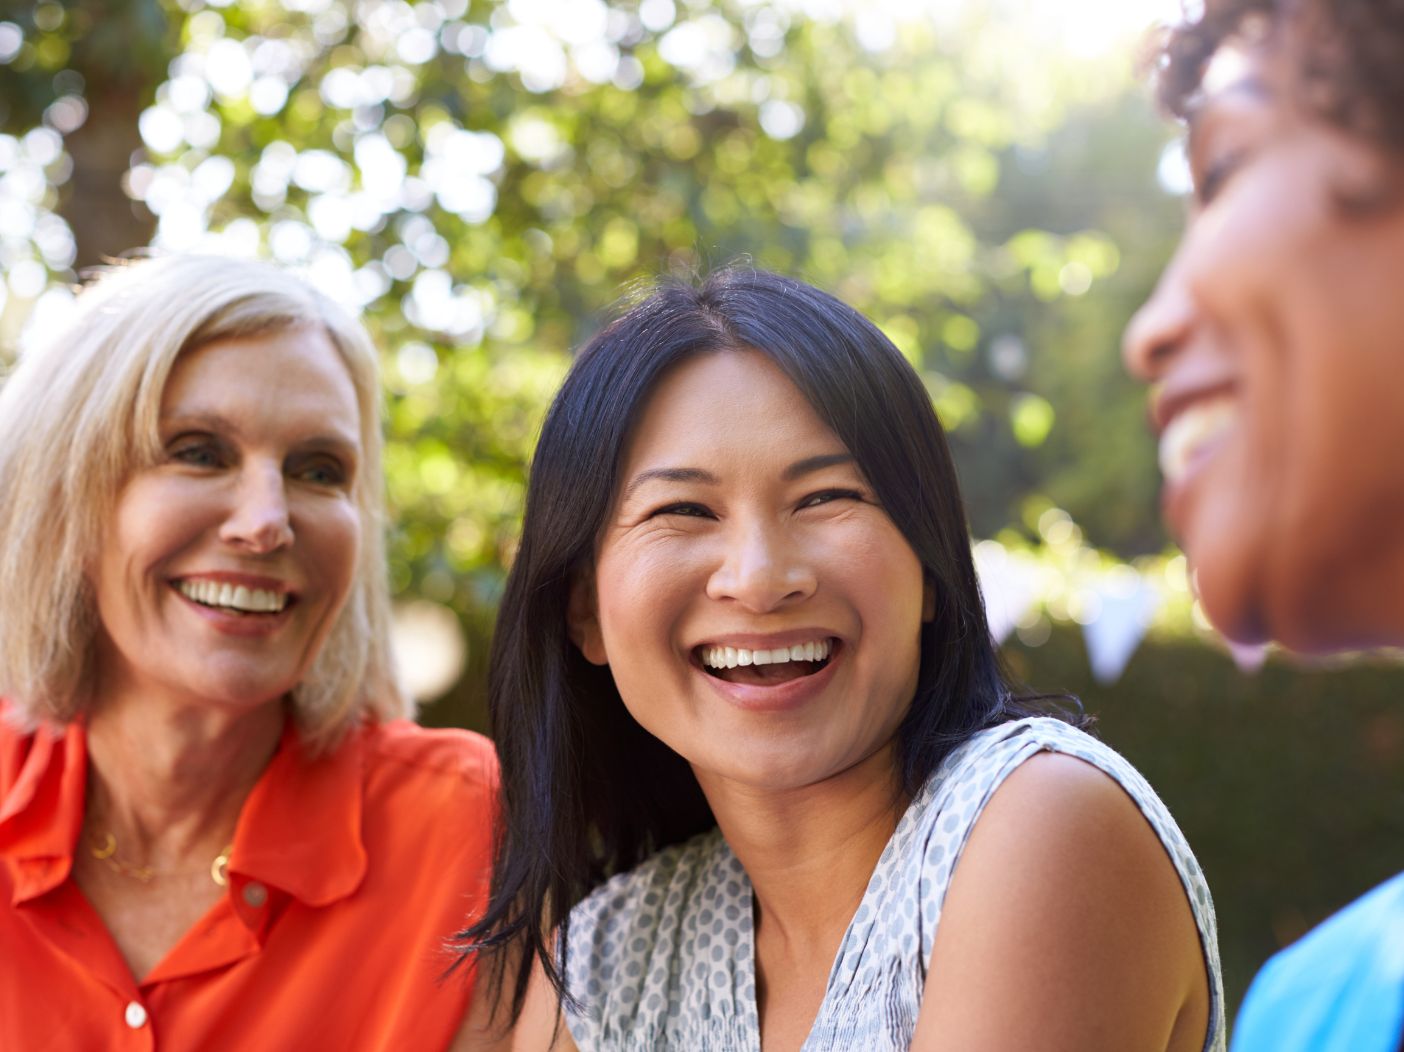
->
xmin=703 ymin=744 xmax=838 ymax=793
xmin=187 ymin=669 xmax=296 ymax=713
xmin=1183 ymin=486 xmax=1315 ymax=648
xmin=1196 ymin=584 xmax=1270 ymax=648
xmin=1199 ymin=555 xmax=1396 ymax=656
xmin=1186 ymin=533 xmax=1269 ymax=645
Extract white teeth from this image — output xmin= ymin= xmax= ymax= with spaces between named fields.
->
xmin=178 ymin=579 xmax=288 ymax=613
xmin=701 ymin=639 xmax=833 ymax=670
xmin=1159 ymin=397 xmax=1238 ymax=484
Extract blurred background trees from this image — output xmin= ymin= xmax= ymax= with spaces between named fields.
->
xmin=4 ymin=0 xmax=1402 ymax=1013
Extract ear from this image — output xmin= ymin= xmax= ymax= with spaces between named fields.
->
xmin=922 ymin=574 xmax=937 ymax=623
xmin=567 ymin=573 xmax=609 ymax=666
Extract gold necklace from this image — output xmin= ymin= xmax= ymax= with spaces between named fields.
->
xmin=89 ymin=832 xmax=234 ymax=887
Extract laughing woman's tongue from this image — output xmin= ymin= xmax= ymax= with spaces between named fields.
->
xmin=714 ymin=660 xmax=824 ymax=686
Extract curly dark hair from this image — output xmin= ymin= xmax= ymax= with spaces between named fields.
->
xmin=1156 ymin=0 xmax=1404 ymax=153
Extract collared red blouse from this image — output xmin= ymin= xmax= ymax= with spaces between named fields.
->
xmin=0 ymin=709 xmax=498 ymax=1051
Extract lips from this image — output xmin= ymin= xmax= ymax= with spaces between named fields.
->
xmin=1158 ymin=395 xmax=1239 ymax=484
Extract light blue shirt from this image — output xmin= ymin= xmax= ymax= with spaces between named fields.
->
xmin=1232 ymin=870 xmax=1404 ymax=1052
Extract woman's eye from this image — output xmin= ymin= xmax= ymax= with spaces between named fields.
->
xmin=169 ymin=440 xmax=224 ymax=468
xmin=651 ymin=502 xmax=712 ymax=519
xmin=799 ymin=488 xmax=862 ymax=509
xmin=296 ymin=458 xmax=349 ymax=487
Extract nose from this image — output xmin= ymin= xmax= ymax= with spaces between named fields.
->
xmin=1123 ymin=244 xmax=1196 ymax=382
xmin=219 ymin=462 xmax=293 ymax=554
xmin=705 ymin=519 xmax=817 ymax=612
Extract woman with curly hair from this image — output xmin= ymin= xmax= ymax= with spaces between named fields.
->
xmin=1126 ymin=2 xmax=1404 ymax=1049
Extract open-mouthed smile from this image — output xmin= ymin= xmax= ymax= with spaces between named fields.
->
xmin=694 ymin=637 xmax=837 ymax=686
xmin=173 ymin=576 xmax=295 ymax=617
xmin=1159 ymin=395 xmax=1239 ymax=485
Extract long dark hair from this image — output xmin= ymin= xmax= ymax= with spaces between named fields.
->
xmin=458 ymin=267 xmax=1083 ymax=1018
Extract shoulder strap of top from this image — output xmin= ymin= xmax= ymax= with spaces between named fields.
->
xmin=907 ymin=717 xmax=1226 ymax=1052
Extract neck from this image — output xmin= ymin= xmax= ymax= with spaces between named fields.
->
xmin=695 ymin=745 xmax=907 ymax=953
xmin=83 ymin=692 xmax=286 ymax=866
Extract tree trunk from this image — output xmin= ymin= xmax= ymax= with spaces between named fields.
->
xmin=61 ymin=81 xmax=155 ymax=268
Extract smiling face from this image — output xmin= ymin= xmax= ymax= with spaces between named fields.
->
xmin=570 ymin=349 xmax=930 ymax=795
xmin=1123 ymin=43 xmax=1404 ymax=651
xmin=90 ymin=326 xmax=363 ymax=714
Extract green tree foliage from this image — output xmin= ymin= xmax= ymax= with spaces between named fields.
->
xmin=0 ymin=0 xmax=1188 ymax=627
xmin=7 ymin=1 xmax=1404 ymax=1015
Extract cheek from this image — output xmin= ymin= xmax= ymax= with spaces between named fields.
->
xmin=591 ymin=551 xmax=695 ymax=740
xmin=305 ymin=501 xmax=362 ymax=600
xmin=595 ymin=543 xmax=693 ymax=655
xmin=100 ymin=480 xmax=191 ymax=591
xmin=834 ymin=523 xmax=924 ymax=611
xmin=1186 ymin=166 xmax=1321 ymax=325
xmin=826 ymin=523 xmax=926 ymax=663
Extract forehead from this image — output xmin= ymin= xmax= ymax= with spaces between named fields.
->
xmin=162 ymin=326 xmax=362 ymax=435
xmin=622 ymin=349 xmax=841 ymax=467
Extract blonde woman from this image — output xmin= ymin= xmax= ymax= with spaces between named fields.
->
xmin=0 ymin=256 xmax=500 ymax=1050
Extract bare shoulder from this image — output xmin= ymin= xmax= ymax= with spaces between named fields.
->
xmin=447 ymin=968 xmax=513 ymax=1052
xmin=930 ymin=751 xmax=1183 ymax=932
xmin=912 ymin=750 xmax=1211 ymax=1052
xmin=449 ymin=953 xmax=580 ymax=1052
xmin=978 ymin=748 xmax=1151 ymax=841
xmin=510 ymin=959 xmax=581 ymax=1052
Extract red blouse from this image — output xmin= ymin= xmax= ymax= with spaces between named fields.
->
xmin=0 ymin=711 xmax=498 ymax=1051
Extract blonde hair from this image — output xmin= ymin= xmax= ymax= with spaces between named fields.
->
xmin=0 ymin=254 xmax=409 ymax=748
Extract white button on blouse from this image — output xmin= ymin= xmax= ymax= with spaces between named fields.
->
xmin=124 ymin=1001 xmax=148 ymax=1029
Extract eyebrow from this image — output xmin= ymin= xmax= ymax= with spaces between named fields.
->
xmin=621 ymin=453 xmax=856 ymax=502
xmin=621 ymin=467 xmax=716 ymax=503
xmin=782 ymin=452 xmax=856 ymax=480
xmin=161 ymin=411 xmax=361 ymax=454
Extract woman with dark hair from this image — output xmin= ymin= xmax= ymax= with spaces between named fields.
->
xmin=469 ymin=268 xmax=1223 ymax=1050
xmin=1126 ymin=3 xmax=1404 ymax=1049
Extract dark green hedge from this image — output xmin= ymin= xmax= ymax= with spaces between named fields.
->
xmin=1007 ymin=627 xmax=1404 ymax=1015
xmin=426 ymin=620 xmax=1404 ymax=1017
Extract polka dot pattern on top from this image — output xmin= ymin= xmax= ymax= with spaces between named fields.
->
xmin=562 ymin=716 xmax=1226 ymax=1052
